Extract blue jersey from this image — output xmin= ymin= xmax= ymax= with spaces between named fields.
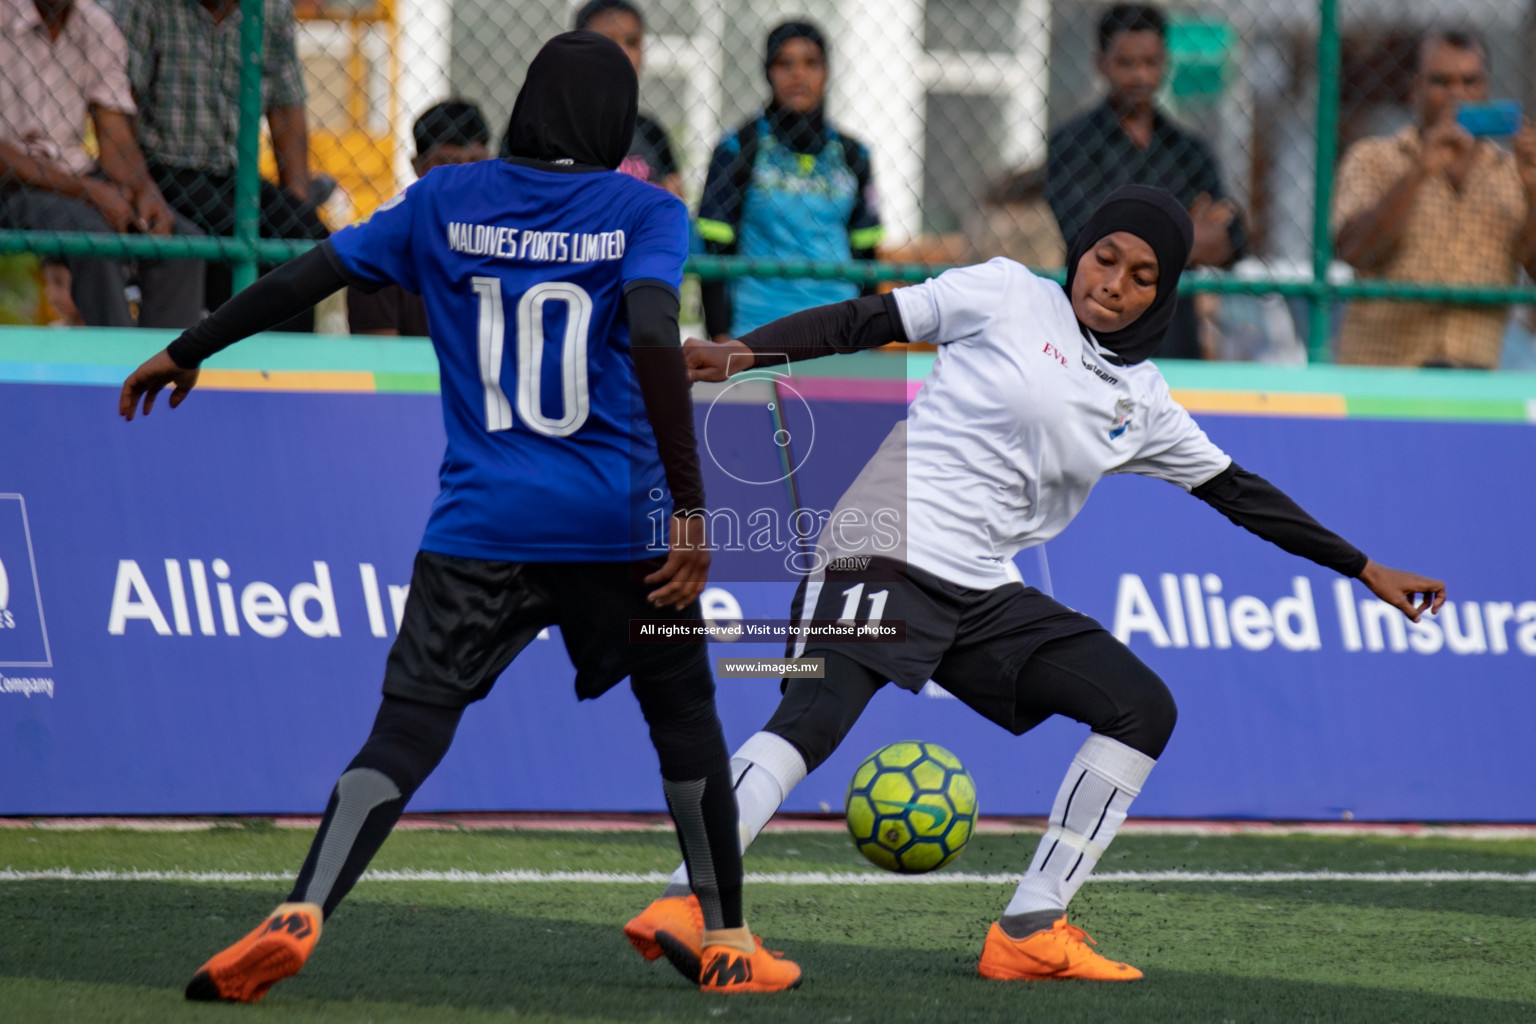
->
xmin=732 ymin=123 xmax=860 ymax=334
xmin=329 ymin=160 xmax=689 ymax=562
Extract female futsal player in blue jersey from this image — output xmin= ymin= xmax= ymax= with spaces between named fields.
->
xmin=119 ymin=32 xmax=799 ymax=1000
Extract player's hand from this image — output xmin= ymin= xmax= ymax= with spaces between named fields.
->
xmin=644 ymin=514 xmax=710 ymax=609
xmin=1357 ymin=559 xmax=1445 ymax=623
xmin=120 ymin=348 xmax=199 ymax=420
xmin=684 ymin=336 xmax=754 ymax=383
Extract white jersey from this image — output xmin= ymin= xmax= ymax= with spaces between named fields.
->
xmin=815 ymin=258 xmax=1231 ymax=591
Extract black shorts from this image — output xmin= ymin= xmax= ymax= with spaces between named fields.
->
xmin=786 ymin=558 xmax=1105 ymax=731
xmin=382 ymin=550 xmax=704 ymax=708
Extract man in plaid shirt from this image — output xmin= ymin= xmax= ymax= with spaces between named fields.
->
xmin=111 ymin=0 xmax=328 ymax=328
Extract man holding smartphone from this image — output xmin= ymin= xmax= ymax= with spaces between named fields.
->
xmin=1332 ymin=29 xmax=1536 ymax=369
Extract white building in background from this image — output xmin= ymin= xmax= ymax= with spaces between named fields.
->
xmin=394 ymin=0 xmax=455 ymax=186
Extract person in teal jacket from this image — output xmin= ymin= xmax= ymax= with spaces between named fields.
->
xmin=697 ymin=21 xmax=883 ymax=339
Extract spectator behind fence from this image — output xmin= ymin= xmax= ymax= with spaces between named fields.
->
xmin=347 ymin=100 xmax=489 ymax=337
xmin=113 ymin=0 xmax=328 ymax=331
xmin=1046 ymin=3 xmax=1243 ymax=360
xmin=0 ymin=0 xmax=203 ymax=327
xmin=697 ymin=21 xmax=882 ymax=340
xmin=571 ymin=0 xmax=683 ymax=199
xmin=1332 ymin=31 xmax=1536 ymax=369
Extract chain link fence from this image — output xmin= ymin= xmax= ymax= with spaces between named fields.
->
xmin=1 ymin=0 xmax=1533 ymax=366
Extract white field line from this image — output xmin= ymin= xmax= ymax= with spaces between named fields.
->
xmin=2 ymin=868 xmax=1534 ymax=885
xmin=5 ymin=817 xmax=1536 ymax=839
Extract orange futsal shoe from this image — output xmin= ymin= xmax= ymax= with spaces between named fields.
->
xmin=978 ymin=918 xmax=1143 ymax=982
xmin=185 ymin=902 xmax=322 ymax=1003
xmin=658 ymin=928 xmax=803 ymax=994
xmin=623 ymin=894 xmax=703 ymax=962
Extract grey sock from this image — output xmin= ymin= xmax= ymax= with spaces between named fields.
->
xmin=662 ymin=777 xmax=724 ymax=930
xmin=295 ymin=767 xmax=400 ymax=912
xmin=661 ymin=882 xmax=693 ymax=899
xmin=999 ymin=908 xmax=1063 ymax=940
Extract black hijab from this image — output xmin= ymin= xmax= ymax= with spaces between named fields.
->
xmin=503 ymin=31 xmax=637 ymax=170
xmin=764 ymin=21 xmax=828 ymax=155
xmin=1063 ymin=185 xmax=1193 ymax=365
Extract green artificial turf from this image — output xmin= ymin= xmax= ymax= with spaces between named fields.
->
xmin=2 ymin=826 xmax=1533 ymax=1023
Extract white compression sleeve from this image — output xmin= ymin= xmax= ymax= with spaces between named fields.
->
xmin=666 ymin=731 xmax=808 ymax=892
xmin=1002 ymin=734 xmax=1156 ymax=924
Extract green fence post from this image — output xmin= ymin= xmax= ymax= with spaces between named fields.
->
xmin=1308 ymin=0 xmax=1342 ymax=362
xmin=231 ymin=0 xmax=267 ymax=293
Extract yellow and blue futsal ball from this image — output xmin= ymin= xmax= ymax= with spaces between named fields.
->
xmin=845 ymin=741 xmax=977 ymax=873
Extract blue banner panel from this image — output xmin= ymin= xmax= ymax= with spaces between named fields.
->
xmin=1 ymin=381 xmax=1532 ymax=821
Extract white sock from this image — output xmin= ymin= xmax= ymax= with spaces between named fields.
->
xmin=1001 ymin=734 xmax=1155 ymax=932
xmin=665 ymin=731 xmax=807 ymax=894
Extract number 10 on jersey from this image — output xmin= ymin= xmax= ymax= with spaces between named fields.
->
xmin=472 ymin=277 xmax=594 ymax=437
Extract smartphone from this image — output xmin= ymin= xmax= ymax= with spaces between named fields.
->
xmin=1456 ymin=100 xmax=1522 ymax=137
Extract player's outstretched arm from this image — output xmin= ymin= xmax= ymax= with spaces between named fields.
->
xmin=684 ymin=293 xmax=909 ymax=383
xmin=119 ymin=245 xmax=347 ymax=421
xmin=1357 ymin=560 xmax=1445 ymax=622
xmin=1191 ymin=462 xmax=1446 ymax=618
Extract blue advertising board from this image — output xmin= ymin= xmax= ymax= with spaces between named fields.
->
xmin=1 ymin=360 xmax=1533 ymax=821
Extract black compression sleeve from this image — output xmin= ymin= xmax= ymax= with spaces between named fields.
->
xmin=166 ymin=243 xmax=348 ymax=368
xmin=627 ymin=283 xmax=705 ymax=517
xmin=1192 ymin=462 xmax=1368 ymax=578
xmin=739 ymin=292 xmax=907 ymax=367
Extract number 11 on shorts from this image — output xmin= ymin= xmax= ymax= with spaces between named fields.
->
xmin=838 ymin=584 xmax=888 ymax=626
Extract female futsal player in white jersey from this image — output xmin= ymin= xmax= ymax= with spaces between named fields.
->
xmin=621 ymin=184 xmax=1445 ymax=983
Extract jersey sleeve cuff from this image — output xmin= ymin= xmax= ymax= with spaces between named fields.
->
xmin=696 ymin=218 xmax=736 ymax=245
xmin=849 ymin=225 xmax=885 ymax=250
xmin=881 ymin=291 xmax=910 ymax=344
xmin=888 ymin=284 xmax=927 ymax=342
xmin=320 ymin=239 xmax=386 ymax=294
xmin=1189 ymin=459 xmax=1237 ymax=494
xmin=623 ymin=277 xmax=681 ymax=299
